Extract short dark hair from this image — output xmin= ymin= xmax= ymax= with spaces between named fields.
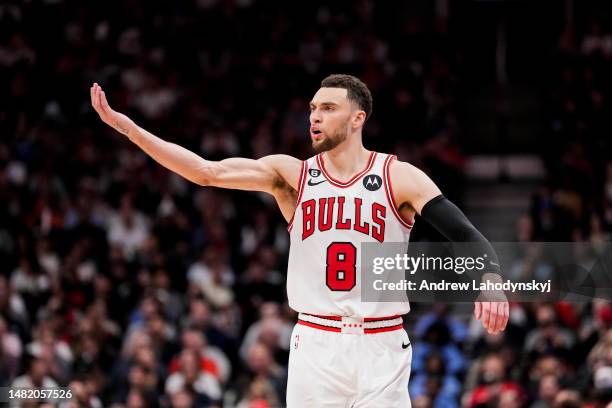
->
xmin=320 ymin=74 xmax=373 ymax=120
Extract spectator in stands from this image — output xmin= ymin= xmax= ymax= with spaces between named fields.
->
xmin=182 ymin=298 xmax=235 ymax=356
xmin=525 ymin=304 xmax=575 ymax=358
xmin=236 ymin=376 xmax=281 ymax=408
xmin=107 ymin=195 xmax=150 ymax=260
xmin=167 ymin=388 xmax=196 ymax=408
xmin=530 ymin=374 xmax=560 ymax=408
xmin=188 ymin=248 xmax=235 ymax=289
xmin=409 ymin=352 xmax=461 ymax=408
xmin=26 ymin=321 xmax=73 ymax=384
xmin=0 ymin=275 xmax=29 ymax=336
xmin=552 ymin=389 xmax=582 ymax=408
xmin=234 ymin=341 xmax=287 ymax=406
xmin=168 ymin=327 xmax=230 ymax=384
xmin=165 ymin=348 xmax=222 ymax=406
xmin=59 ymin=378 xmax=103 ymax=408
xmin=412 ymin=319 xmax=467 ymax=376
xmin=239 ymin=302 xmax=292 ymax=365
xmin=464 ymin=353 xmax=525 ymax=408
xmin=10 ymin=254 xmax=51 ymax=317
xmin=10 ymin=354 xmax=60 ymax=403
xmin=0 ymin=316 xmax=21 ymax=386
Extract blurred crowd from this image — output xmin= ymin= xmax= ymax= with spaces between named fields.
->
xmin=1 ymin=0 xmax=611 ymax=407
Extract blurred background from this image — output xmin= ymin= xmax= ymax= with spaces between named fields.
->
xmin=1 ymin=0 xmax=612 ymax=407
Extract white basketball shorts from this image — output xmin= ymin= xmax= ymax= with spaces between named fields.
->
xmin=286 ymin=313 xmax=412 ymax=408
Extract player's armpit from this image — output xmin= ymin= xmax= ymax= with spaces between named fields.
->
xmin=204 ymin=155 xmax=302 ymax=223
xmin=387 ymin=159 xmax=442 ymax=215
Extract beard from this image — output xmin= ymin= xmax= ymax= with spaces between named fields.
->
xmin=312 ymin=126 xmax=348 ymax=153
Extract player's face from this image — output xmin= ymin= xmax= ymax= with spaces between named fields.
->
xmin=309 ymin=87 xmax=354 ymax=153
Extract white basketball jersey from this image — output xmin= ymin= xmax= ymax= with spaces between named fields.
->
xmin=286 ymin=152 xmax=413 ymax=318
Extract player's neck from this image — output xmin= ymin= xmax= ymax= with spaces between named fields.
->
xmin=323 ymin=139 xmax=370 ymax=180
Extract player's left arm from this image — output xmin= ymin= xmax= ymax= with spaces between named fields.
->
xmin=388 ymin=159 xmax=509 ymax=335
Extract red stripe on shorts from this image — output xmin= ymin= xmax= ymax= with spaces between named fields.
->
xmin=297 ymin=319 xmax=342 ymax=333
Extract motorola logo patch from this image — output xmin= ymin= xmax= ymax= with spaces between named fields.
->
xmin=363 ymin=175 xmax=382 ymax=191
xmin=309 ymin=169 xmax=321 ymax=178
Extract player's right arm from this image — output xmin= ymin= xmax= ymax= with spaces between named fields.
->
xmin=90 ymin=83 xmax=302 ymax=218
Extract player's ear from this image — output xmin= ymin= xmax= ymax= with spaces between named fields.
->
xmin=352 ymin=110 xmax=366 ymax=129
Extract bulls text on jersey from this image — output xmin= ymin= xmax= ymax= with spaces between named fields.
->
xmin=301 ymin=196 xmax=386 ymax=242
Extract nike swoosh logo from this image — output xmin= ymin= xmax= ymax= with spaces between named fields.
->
xmin=490 ymin=261 xmax=499 ymax=267
xmin=402 ymin=341 xmax=411 ymax=349
xmin=307 ymin=179 xmax=327 ymax=186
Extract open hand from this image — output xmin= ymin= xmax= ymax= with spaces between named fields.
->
xmin=90 ymin=83 xmax=135 ymax=136
xmin=474 ymin=293 xmax=509 ymax=335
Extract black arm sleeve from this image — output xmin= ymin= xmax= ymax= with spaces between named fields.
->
xmin=420 ymin=194 xmax=501 ymax=281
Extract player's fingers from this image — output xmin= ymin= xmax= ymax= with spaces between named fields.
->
xmin=94 ymin=84 xmax=102 ymax=107
xmin=97 ymin=87 xmax=105 ymax=115
xmin=90 ymin=85 xmax=95 ymax=107
xmin=474 ymin=301 xmax=482 ymax=320
xmin=488 ymin=304 xmax=498 ymax=334
xmin=100 ymin=90 xmax=111 ymax=112
xmin=489 ymin=302 xmax=498 ymax=333
xmin=501 ymin=302 xmax=510 ymax=331
xmin=494 ymin=302 xmax=505 ymax=333
xmin=91 ymin=84 xmax=97 ymax=109
xmin=497 ymin=302 xmax=506 ymax=332
xmin=94 ymin=87 xmax=102 ymax=113
xmin=482 ymin=302 xmax=491 ymax=331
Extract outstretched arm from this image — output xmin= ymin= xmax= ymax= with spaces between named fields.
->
xmin=90 ymin=83 xmax=301 ymax=197
xmin=388 ymin=159 xmax=509 ymax=335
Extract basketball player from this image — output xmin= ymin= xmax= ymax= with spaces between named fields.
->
xmin=91 ymin=74 xmax=509 ymax=407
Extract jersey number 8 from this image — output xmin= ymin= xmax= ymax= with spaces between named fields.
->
xmin=326 ymin=242 xmax=357 ymax=291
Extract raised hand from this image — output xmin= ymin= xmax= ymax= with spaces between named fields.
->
xmin=90 ymin=83 xmax=135 ymax=137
